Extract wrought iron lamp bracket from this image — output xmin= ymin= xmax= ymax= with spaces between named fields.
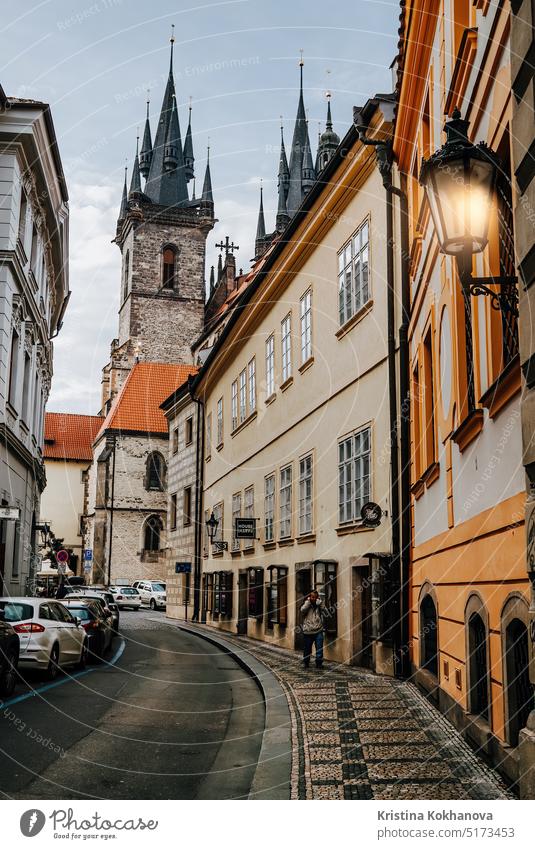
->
xmin=465 ymin=275 xmax=519 ymax=317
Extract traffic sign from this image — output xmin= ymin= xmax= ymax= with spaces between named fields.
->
xmin=56 ymin=549 xmax=69 ymax=563
xmin=175 ymin=562 xmax=192 ymax=574
xmin=83 ymin=549 xmax=93 ymax=561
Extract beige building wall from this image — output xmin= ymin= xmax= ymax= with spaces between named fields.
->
xmin=41 ymin=459 xmax=86 ymax=562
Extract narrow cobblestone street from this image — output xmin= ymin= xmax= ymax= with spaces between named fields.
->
xmin=185 ymin=625 xmax=514 ymax=801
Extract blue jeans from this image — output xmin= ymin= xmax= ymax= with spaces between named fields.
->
xmin=303 ymin=631 xmax=324 ymax=666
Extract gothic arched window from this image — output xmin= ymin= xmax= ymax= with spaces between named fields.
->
xmin=162 ymin=245 xmax=177 ymax=289
xmin=122 ymin=250 xmax=130 ymax=303
xmin=146 ymin=451 xmax=166 ymax=491
xmin=144 ymin=515 xmax=162 ymax=551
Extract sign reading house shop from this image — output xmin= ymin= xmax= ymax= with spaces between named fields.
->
xmin=234 ymin=518 xmax=257 ymax=540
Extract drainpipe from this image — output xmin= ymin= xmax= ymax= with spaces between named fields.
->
xmin=107 ymin=433 xmax=116 ymax=587
xmin=356 ymin=126 xmax=411 ymax=678
xmin=188 ymin=376 xmax=204 ymax=622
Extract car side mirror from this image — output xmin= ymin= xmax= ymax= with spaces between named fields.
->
xmin=75 ymin=617 xmax=82 ymax=627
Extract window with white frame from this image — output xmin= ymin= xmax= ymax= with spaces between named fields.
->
xmin=338 ymin=218 xmax=370 ymax=326
xmin=265 ymin=334 xmax=275 ymax=398
xmin=239 ymin=369 xmax=247 ymax=423
xmin=299 ymin=454 xmax=313 ymax=535
xmin=248 ymin=357 xmax=256 ymax=412
xmin=281 ymin=313 xmax=292 ymax=382
xmin=244 ymin=485 xmax=254 ymax=549
xmin=213 ymin=501 xmax=223 ymax=545
xmin=217 ymin=397 xmax=223 ymax=446
xmin=338 ymin=426 xmax=371 ymax=524
xmin=205 ymin=412 xmax=212 ymax=459
xmin=300 ymin=290 xmax=312 ymax=364
xmin=232 ymin=492 xmax=242 ymax=551
xmin=231 ymin=380 xmax=238 ymax=431
xmin=264 ymin=474 xmax=275 ymax=543
xmin=280 ymin=465 xmax=293 ymax=539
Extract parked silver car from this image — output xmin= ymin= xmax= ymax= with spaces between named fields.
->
xmin=109 ymin=586 xmax=142 ymax=610
xmin=132 ymin=581 xmax=166 ymax=610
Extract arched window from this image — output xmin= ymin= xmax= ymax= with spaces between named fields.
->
xmin=162 ymin=245 xmax=177 ymax=289
xmin=420 ymin=594 xmax=438 ymax=676
xmin=122 ymin=250 xmax=130 ymax=302
xmin=468 ymin=612 xmax=489 ymax=720
xmin=505 ymin=618 xmax=533 ymax=746
xmin=146 ymin=452 xmax=166 ymax=491
xmin=144 ymin=515 xmax=162 ymax=551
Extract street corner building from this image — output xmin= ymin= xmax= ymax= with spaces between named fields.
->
xmin=0 ymin=85 xmax=69 ymax=596
xmin=393 ymin=0 xmax=534 ymax=789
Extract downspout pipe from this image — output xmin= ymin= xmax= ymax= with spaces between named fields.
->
xmin=356 ymin=126 xmax=411 ymax=678
xmin=188 ymin=375 xmax=204 ymax=622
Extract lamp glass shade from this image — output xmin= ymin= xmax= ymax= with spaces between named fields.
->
xmin=206 ymin=512 xmax=218 ymax=541
xmin=423 ymin=154 xmax=495 ymax=256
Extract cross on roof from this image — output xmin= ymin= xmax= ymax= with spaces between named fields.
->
xmin=215 ymin=236 xmax=239 ymax=255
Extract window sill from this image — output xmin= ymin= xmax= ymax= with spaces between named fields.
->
xmin=216 ymin=442 xmax=224 ymax=452
xmin=265 ymin=392 xmax=277 ymax=406
xmin=298 ymin=356 xmax=314 ymax=375
xmin=212 ymin=550 xmax=224 ymax=558
xmin=451 ymin=408 xmax=484 ymax=452
xmin=243 ymin=544 xmax=255 ymax=553
xmin=230 ymin=549 xmax=242 ymax=557
xmin=278 ymin=537 xmax=294 ymax=547
xmin=336 ymin=299 xmax=374 ymax=339
xmin=336 ymin=522 xmax=374 ymax=536
xmin=479 ymin=354 xmax=520 ymax=419
xmin=263 ymin=541 xmax=276 ymax=550
xmin=411 ymin=462 xmax=440 ymax=500
xmin=6 ymin=401 xmax=18 ymax=419
xmin=231 ymin=410 xmax=257 ymax=438
xmin=280 ymin=375 xmax=293 ymax=392
xmin=205 ymin=454 xmax=211 ymax=462
xmin=16 ymin=238 xmax=28 ymax=266
xmin=411 ymin=479 xmax=425 ymax=500
xmin=297 ymin=532 xmax=316 ymax=544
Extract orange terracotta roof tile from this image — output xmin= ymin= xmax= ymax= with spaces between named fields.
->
xmin=44 ymin=413 xmax=104 ymax=461
xmin=97 ymin=362 xmax=197 ymax=439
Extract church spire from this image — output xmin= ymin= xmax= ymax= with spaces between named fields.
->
xmin=118 ymin=165 xmax=128 ymax=222
xmin=144 ymin=27 xmax=189 ymax=207
xmin=183 ymin=97 xmax=195 ymax=183
xmin=202 ymin=144 xmax=213 ymax=203
xmin=317 ymin=91 xmax=340 ymax=173
xmin=277 ymin=122 xmax=290 ymax=232
xmin=286 ymin=52 xmax=313 ymax=217
xmin=301 ymin=119 xmax=316 ymax=195
xmin=139 ymin=96 xmax=153 ymax=179
xmin=129 ymin=136 xmax=142 ymax=196
xmin=256 ymin=182 xmax=266 ymax=242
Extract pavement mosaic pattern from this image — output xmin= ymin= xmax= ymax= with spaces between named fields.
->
xmin=198 ymin=629 xmax=514 ymax=801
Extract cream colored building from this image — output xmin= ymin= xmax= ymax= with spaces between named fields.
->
xmin=165 ymin=96 xmax=402 ymax=671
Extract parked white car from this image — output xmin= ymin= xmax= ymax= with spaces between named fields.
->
xmin=0 ymin=598 xmax=88 ymax=679
xmin=109 ymin=586 xmax=142 ymax=610
xmin=132 ymin=581 xmax=166 ymax=610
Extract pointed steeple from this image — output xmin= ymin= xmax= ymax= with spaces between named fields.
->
xmin=276 ymin=121 xmax=290 ymax=233
xmin=217 ymin=252 xmax=223 ymax=279
xmin=317 ymin=92 xmax=340 ymax=173
xmin=139 ymin=96 xmax=153 ymax=179
xmin=301 ymin=120 xmax=316 ymax=195
xmin=315 ymin=122 xmax=322 ymax=173
xmin=183 ymin=97 xmax=194 ymax=183
xmin=202 ymin=145 xmax=213 ymax=203
xmin=129 ymin=136 xmax=142 ymax=196
xmin=256 ymin=183 xmax=266 ymax=242
xmin=144 ymin=27 xmax=189 ymax=207
xmin=209 ymin=264 xmax=215 ymax=292
xmin=286 ymin=53 xmax=313 ymax=217
xmin=118 ymin=165 xmax=128 ymax=222
xmin=191 ymin=176 xmax=196 ymax=200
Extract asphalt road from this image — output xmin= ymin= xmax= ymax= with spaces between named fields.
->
xmin=0 ymin=609 xmax=265 ymax=799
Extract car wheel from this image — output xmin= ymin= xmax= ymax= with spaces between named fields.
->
xmin=150 ymin=599 xmax=156 ymax=610
xmin=0 ymin=649 xmax=18 ymax=696
xmin=77 ymin=640 xmax=88 ymax=670
xmin=47 ymin=644 xmax=60 ymax=680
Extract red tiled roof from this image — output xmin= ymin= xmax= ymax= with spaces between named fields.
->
xmin=44 ymin=413 xmax=104 ymax=461
xmin=97 ymin=362 xmax=197 ymax=439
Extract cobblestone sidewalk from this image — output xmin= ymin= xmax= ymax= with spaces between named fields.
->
xmin=198 ymin=629 xmax=513 ymax=800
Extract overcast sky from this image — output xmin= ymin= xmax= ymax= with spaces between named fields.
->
xmin=3 ymin=0 xmax=398 ymax=414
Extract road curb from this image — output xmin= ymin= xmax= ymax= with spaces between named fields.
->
xmin=175 ymin=622 xmax=292 ymax=800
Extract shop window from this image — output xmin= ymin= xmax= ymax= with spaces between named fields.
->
xmin=314 ymin=561 xmax=337 ymax=636
xmin=267 ymin=566 xmax=288 ymax=628
xmin=203 ymin=572 xmax=214 ymax=613
xmin=214 ymin=571 xmax=233 ymax=617
xmin=247 ymin=568 xmax=264 ymax=618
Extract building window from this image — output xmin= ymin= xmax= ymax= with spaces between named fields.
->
xmin=420 ymin=594 xmax=438 ymax=676
xmin=203 ymin=572 xmax=214 ymax=612
xmin=300 ymin=289 xmax=312 ymax=363
xmin=468 ymin=611 xmax=490 ymax=721
xmin=338 ymin=219 xmax=370 ymax=326
xmin=213 ymin=502 xmax=223 ymax=546
xmin=183 ymin=486 xmax=192 ymax=526
xmin=248 ymin=568 xmax=264 ymax=618
xmin=185 ymin=416 xmax=193 ymax=445
xmin=267 ymin=566 xmax=288 ymax=628
xmin=144 ymin=515 xmax=162 ymax=551
xmin=422 ymin=326 xmax=435 ymax=471
xmin=264 ymin=474 xmax=275 ymax=543
xmin=231 ymin=380 xmax=238 ymax=431
xmin=239 ymin=369 xmax=247 ymax=423
xmin=8 ymin=328 xmax=20 ymax=410
xmin=122 ymin=250 xmax=130 ymax=302
xmin=22 ymin=350 xmax=31 ymax=424
xmin=412 ymin=360 xmax=422 ymax=482
xmin=172 ymin=427 xmax=179 ymax=455
xmin=162 ymin=245 xmax=177 ymax=289
xmin=232 ymin=492 xmax=242 ymax=552
xmin=170 ymin=493 xmax=177 ymax=530
xmin=338 ymin=426 xmax=371 ymax=524
xmin=299 ymin=454 xmax=313 ymax=535
xmin=146 ymin=452 xmax=166 ymax=491
xmin=217 ymin=397 xmax=223 ymax=446
xmin=265 ymin=334 xmax=275 ymax=398
xmin=18 ymin=189 xmax=27 ymax=245
xmin=244 ymin=486 xmax=254 ymax=550
xmin=205 ymin=412 xmax=212 ymax=459
xmin=281 ymin=313 xmax=292 ymax=382
xmin=248 ymin=358 xmax=256 ymax=412
xmin=280 ymin=465 xmax=292 ymax=539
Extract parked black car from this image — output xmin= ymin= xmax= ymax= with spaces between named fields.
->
xmin=64 ymin=589 xmax=119 ymax=633
xmin=0 ymin=609 xmax=20 ymax=696
xmin=62 ymin=600 xmax=112 ymax=662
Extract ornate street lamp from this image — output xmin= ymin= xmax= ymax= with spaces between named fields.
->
xmin=419 ymin=108 xmax=518 ymax=317
xmin=205 ymin=511 xmax=219 ymax=543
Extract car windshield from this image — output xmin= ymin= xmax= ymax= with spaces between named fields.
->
xmin=0 ymin=602 xmax=33 ymax=622
xmin=121 ymin=588 xmax=139 ymax=595
xmin=151 ymin=583 xmax=165 ymax=591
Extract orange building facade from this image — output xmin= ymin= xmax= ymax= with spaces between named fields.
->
xmin=394 ymin=0 xmax=532 ymax=786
